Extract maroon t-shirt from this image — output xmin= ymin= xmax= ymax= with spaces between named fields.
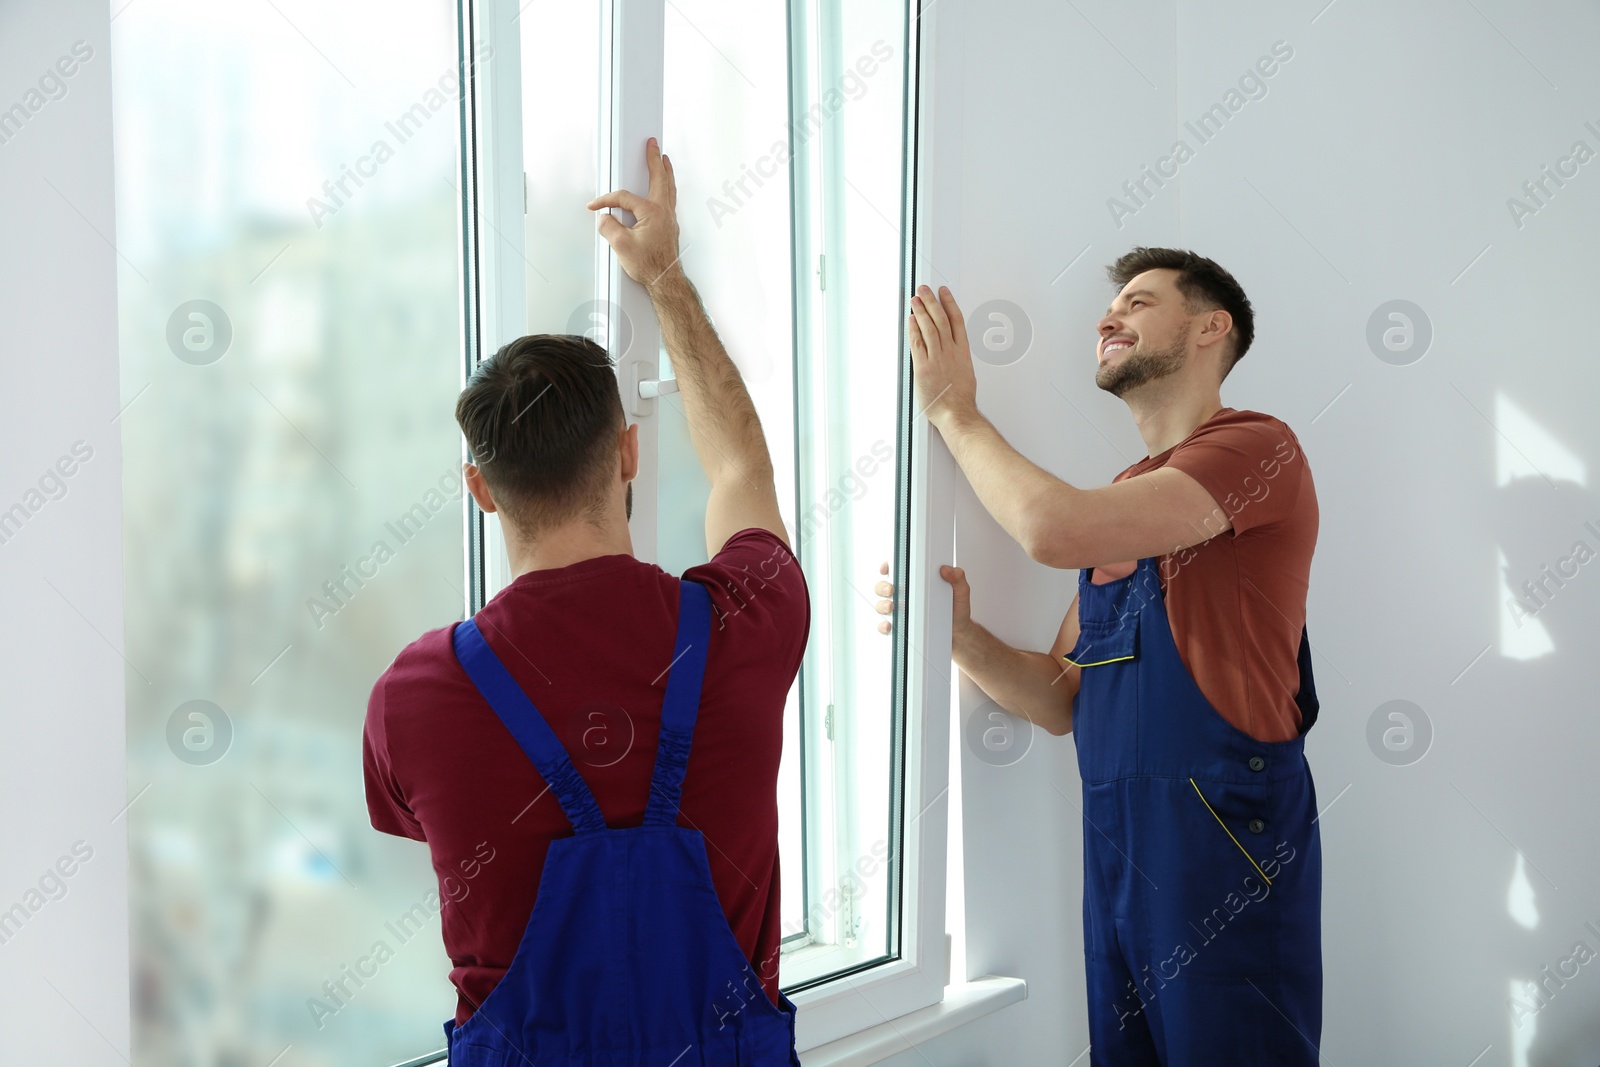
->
xmin=363 ymin=528 xmax=809 ymax=1024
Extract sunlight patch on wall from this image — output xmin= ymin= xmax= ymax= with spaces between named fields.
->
xmin=1497 ymin=545 xmax=1555 ymax=660
xmin=1507 ymin=852 xmax=1538 ymax=930
xmin=1494 ymin=392 xmax=1585 ymax=488
xmin=1510 ymin=976 xmax=1538 ymax=1067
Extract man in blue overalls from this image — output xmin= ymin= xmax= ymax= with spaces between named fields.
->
xmin=444 ymin=577 xmax=802 ymax=1064
xmin=365 ymin=139 xmax=807 ymax=1065
xmin=886 ymin=248 xmax=1322 ymax=1063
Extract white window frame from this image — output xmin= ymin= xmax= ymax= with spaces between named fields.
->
xmin=454 ymin=0 xmax=1024 ymax=1058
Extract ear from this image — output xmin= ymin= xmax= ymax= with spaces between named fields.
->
xmin=620 ymin=420 xmax=639 ymax=481
xmin=463 ymin=462 xmax=498 ymax=514
xmin=1197 ymin=307 xmax=1233 ymax=351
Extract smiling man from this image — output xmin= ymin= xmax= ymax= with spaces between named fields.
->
xmin=885 ymin=248 xmax=1322 ymax=1064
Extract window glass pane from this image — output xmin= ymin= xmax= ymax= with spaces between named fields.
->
xmin=664 ymin=0 xmax=912 ymax=989
xmin=114 ymin=2 xmax=464 ymax=1062
xmin=656 ymin=3 xmax=798 ymax=580
xmin=783 ymin=0 xmax=911 ymax=987
xmin=521 ymin=1 xmax=601 ymax=338
xmin=660 ymin=0 xmax=805 ymax=962
xmin=481 ymin=0 xmax=607 ymax=595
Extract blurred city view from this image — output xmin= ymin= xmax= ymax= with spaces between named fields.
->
xmin=114 ymin=2 xmax=467 ymax=1063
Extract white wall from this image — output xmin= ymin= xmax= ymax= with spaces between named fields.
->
xmin=887 ymin=0 xmax=1600 ymax=1063
xmin=0 ymin=0 xmax=129 ymax=1062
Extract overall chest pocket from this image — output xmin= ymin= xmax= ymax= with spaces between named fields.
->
xmin=1064 ymin=612 xmax=1140 ymax=668
xmin=1066 ymin=605 xmax=1145 ymax=783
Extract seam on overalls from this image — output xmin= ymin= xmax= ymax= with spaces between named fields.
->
xmin=1189 ymin=777 xmax=1273 ymax=886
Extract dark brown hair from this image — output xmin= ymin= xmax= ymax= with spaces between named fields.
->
xmin=1107 ymin=247 xmax=1254 ymax=379
xmin=454 ymin=334 xmax=624 ymax=533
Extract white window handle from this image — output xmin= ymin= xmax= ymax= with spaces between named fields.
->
xmin=628 ymin=360 xmax=679 ymax=416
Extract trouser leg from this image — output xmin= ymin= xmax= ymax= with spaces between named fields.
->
xmin=1143 ymin=970 xmax=1321 ymax=1067
xmin=1082 ymin=870 xmax=1162 ymax=1067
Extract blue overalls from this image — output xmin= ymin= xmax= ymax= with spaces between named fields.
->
xmin=444 ymin=578 xmax=802 ymax=1065
xmin=1064 ymin=556 xmax=1322 ymax=1065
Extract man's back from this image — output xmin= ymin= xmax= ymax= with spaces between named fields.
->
xmin=363 ymin=527 xmax=809 ymax=1024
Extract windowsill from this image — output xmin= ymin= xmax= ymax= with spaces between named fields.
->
xmin=798 ymin=975 xmax=1028 ymax=1067
xmin=389 ymin=976 xmax=1027 ymax=1067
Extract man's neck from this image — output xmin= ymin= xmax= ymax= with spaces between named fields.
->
xmin=504 ymin=520 xmax=636 ymax=581
xmin=1124 ymin=387 xmax=1225 ymax=458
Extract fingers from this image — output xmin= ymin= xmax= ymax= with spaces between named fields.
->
xmin=587 ymin=188 xmax=649 ymax=216
xmin=645 ymin=137 xmax=668 ymax=203
xmin=910 ymin=299 xmax=939 ymax=360
xmin=916 ymin=284 xmax=953 ymax=346
xmin=877 ymin=563 xmax=969 ymax=643
xmin=908 ymin=314 xmax=926 ymax=360
xmin=662 ymin=152 xmax=677 ymax=209
xmin=940 ymin=287 xmax=968 ymax=351
xmin=595 ymin=212 xmax=628 ymax=246
xmin=875 ymin=558 xmax=895 ymax=627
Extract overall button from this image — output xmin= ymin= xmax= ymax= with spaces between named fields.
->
xmin=1248 ymin=756 xmax=1266 ymax=772
xmin=1247 ymin=818 xmax=1266 ymax=834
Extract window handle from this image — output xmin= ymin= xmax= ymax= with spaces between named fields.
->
xmin=628 ymin=359 xmax=679 ymax=417
xmin=638 ymin=376 xmax=679 ymax=400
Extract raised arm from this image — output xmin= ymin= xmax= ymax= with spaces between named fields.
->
xmin=589 ymin=138 xmax=789 ymax=558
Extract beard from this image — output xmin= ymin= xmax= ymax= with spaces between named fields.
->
xmin=1095 ymin=332 xmax=1187 ymax=396
xmin=625 ymin=480 xmax=632 ymax=521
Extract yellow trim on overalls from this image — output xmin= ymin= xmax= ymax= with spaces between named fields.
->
xmin=1189 ymin=778 xmax=1273 ymax=886
xmin=1061 ymin=652 xmax=1136 ymax=668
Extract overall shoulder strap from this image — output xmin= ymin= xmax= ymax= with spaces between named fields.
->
xmin=452 ymin=617 xmax=607 ymax=834
xmin=643 ymin=579 xmax=714 ymax=827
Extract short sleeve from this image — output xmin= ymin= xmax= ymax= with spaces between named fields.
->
xmin=363 ymin=672 xmax=426 ymax=841
xmin=686 ymin=528 xmax=811 ymax=675
xmin=1164 ymin=413 xmax=1306 ymax=537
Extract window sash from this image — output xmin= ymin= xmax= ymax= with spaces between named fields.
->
xmin=455 ymin=0 xmax=952 ymax=1055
